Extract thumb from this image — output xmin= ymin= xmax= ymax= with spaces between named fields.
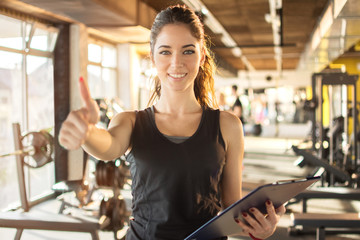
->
xmin=79 ymin=76 xmax=92 ymax=108
xmin=79 ymin=76 xmax=99 ymax=124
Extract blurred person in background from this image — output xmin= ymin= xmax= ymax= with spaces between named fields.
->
xmin=232 ymin=85 xmax=245 ymax=125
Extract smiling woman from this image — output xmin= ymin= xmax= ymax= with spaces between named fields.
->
xmin=151 ymin=24 xmax=204 ymax=95
xmin=58 ymin=4 xmax=285 ymax=240
xmin=147 ymin=5 xmax=216 ymax=108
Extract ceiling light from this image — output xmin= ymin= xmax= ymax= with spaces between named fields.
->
xmin=241 ymin=56 xmax=255 ymax=71
xmin=264 ymin=13 xmax=272 ymax=23
xmin=204 ymin=14 xmax=225 ymax=34
xmin=268 ymin=0 xmax=282 ymax=76
xmin=220 ymin=32 xmax=237 ymax=47
xmin=201 ymin=8 xmax=209 ymax=15
xmin=231 ymin=47 xmax=242 ymax=57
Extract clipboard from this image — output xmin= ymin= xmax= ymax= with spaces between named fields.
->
xmin=185 ymin=176 xmax=320 ymax=240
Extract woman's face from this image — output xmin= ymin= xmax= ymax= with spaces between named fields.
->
xmin=152 ymin=23 xmax=204 ymax=93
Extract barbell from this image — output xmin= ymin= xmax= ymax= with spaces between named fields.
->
xmin=0 ymin=130 xmax=54 ymax=168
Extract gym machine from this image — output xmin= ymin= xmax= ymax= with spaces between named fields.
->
xmin=295 ymin=71 xmax=359 ymax=186
xmin=0 ymin=123 xmax=131 ymax=240
xmin=0 ymin=123 xmax=100 ymax=240
xmin=289 ymin=72 xmax=360 ymax=239
xmin=95 ymin=158 xmax=131 ymax=239
xmin=56 ymin=156 xmax=132 ymax=240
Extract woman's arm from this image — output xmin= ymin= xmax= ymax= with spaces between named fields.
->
xmin=219 ymin=111 xmax=244 ymax=208
xmin=219 ymin=110 xmax=285 ymax=239
xmin=59 ymin=77 xmax=135 ymax=160
xmin=82 ymin=111 xmax=135 ymax=160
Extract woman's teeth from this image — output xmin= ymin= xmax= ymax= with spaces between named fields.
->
xmin=169 ymin=73 xmax=186 ymax=78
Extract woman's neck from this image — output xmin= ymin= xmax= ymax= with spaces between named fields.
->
xmin=155 ymin=90 xmax=201 ymax=114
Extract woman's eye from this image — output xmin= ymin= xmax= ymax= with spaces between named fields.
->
xmin=159 ymin=51 xmax=171 ymax=55
xmin=184 ymin=50 xmax=195 ymax=55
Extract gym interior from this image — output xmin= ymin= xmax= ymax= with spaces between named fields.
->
xmin=0 ymin=0 xmax=360 ymax=239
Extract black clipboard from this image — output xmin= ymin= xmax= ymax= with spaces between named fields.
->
xmin=185 ymin=176 xmax=320 ymax=240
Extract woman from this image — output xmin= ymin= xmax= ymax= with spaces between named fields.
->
xmin=59 ymin=5 xmax=285 ymax=240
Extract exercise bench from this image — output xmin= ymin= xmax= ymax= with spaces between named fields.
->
xmin=291 ymin=212 xmax=360 ymax=240
xmin=293 ymin=187 xmax=360 ymax=212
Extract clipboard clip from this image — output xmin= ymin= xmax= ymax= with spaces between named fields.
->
xmin=273 ymin=178 xmax=305 ymax=185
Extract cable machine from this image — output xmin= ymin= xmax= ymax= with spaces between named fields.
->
xmin=310 ymin=72 xmax=359 ymax=186
xmin=293 ymin=71 xmax=359 ymax=186
xmin=290 ymin=71 xmax=360 ymax=240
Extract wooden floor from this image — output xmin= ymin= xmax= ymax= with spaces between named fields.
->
xmin=1 ymin=136 xmax=360 ymax=240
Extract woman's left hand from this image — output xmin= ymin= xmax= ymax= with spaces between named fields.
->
xmin=235 ymin=201 xmax=286 ymax=239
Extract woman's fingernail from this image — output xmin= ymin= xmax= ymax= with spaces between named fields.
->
xmin=242 ymin=212 xmax=247 ymax=217
xmin=235 ymin=219 xmax=239 ymax=223
xmin=79 ymin=76 xmax=84 ymax=82
xmin=250 ymin=208 xmax=255 ymax=212
xmin=266 ymin=200 xmax=271 ymax=205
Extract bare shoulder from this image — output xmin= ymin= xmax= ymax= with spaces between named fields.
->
xmin=108 ymin=110 xmax=136 ymax=129
xmin=219 ymin=110 xmax=242 ymax=132
xmin=113 ymin=111 xmax=137 ymax=121
xmin=219 ymin=110 xmax=241 ymax=124
xmin=219 ymin=110 xmax=243 ymax=149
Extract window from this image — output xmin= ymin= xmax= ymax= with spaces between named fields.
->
xmin=0 ymin=14 xmax=58 ymax=210
xmin=87 ymin=41 xmax=117 ymax=99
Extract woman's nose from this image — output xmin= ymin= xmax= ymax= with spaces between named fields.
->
xmin=171 ymin=53 xmax=184 ymax=67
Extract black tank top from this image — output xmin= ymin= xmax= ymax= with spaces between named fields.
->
xmin=126 ymin=107 xmax=226 ymax=240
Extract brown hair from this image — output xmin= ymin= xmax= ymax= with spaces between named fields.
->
xmin=147 ymin=5 xmax=218 ymax=109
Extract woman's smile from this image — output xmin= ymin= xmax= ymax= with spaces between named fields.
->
xmin=168 ymin=73 xmax=187 ymax=80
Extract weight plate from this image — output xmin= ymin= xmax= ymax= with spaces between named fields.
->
xmin=21 ymin=131 xmax=53 ymax=168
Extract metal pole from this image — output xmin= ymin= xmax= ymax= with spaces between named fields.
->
xmin=328 ymin=85 xmax=334 ymax=185
xmin=311 ymin=74 xmax=317 ymax=151
xmin=12 ymin=123 xmax=29 ymax=212
xmin=352 ymin=80 xmax=358 ymax=171
xmin=342 ymin=84 xmax=348 ymax=168
xmin=319 ymin=76 xmax=324 ymax=160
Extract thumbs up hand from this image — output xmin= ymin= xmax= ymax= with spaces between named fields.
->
xmin=59 ymin=77 xmax=100 ymax=150
xmin=79 ymin=76 xmax=100 ymax=124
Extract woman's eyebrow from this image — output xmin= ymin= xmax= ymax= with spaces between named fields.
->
xmin=157 ymin=44 xmax=196 ymax=49
xmin=158 ymin=45 xmax=170 ymax=49
xmin=183 ymin=44 xmax=195 ymax=48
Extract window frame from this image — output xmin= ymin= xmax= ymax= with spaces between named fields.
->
xmin=87 ymin=37 xmax=118 ymax=99
xmin=0 ymin=13 xmax=59 ymax=211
